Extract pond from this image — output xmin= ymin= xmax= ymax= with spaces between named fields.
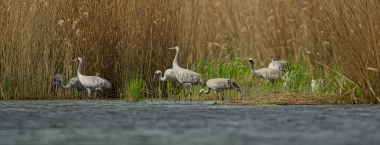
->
xmin=1 ymin=100 xmax=379 ymax=145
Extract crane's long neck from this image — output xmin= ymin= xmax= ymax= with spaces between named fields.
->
xmin=77 ymin=59 xmax=83 ymax=78
xmin=199 ymin=88 xmax=210 ymax=94
xmin=56 ymin=80 xmax=72 ymax=89
xmin=159 ymin=73 xmax=167 ymax=81
xmin=250 ymin=61 xmax=256 ymax=74
xmin=172 ymin=49 xmax=180 ymax=68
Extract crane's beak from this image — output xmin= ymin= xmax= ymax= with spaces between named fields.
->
xmin=168 ymin=47 xmax=175 ymax=49
xmin=72 ymin=58 xmax=78 ymax=61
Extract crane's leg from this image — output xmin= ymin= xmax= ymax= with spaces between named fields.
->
xmin=183 ymin=84 xmax=190 ymax=101
xmin=93 ymin=90 xmax=97 ymax=99
xmin=220 ymin=92 xmax=225 ymax=101
xmin=86 ymin=88 xmax=92 ymax=99
xmin=172 ymin=85 xmax=181 ymax=96
xmin=190 ymin=85 xmax=194 ymax=101
xmin=216 ymin=92 xmax=219 ymax=100
xmin=77 ymin=90 xmax=82 ymax=96
xmin=170 ymin=85 xmax=181 ymax=101
xmin=183 ymin=86 xmax=187 ymax=101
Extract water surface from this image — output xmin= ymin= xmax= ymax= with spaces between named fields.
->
xmin=1 ymin=100 xmax=379 ymax=145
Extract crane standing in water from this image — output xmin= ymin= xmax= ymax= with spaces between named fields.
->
xmin=169 ymin=46 xmax=205 ymax=101
xmin=249 ymin=58 xmax=282 ymax=84
xmin=74 ymin=56 xmax=112 ymax=98
xmin=154 ymin=69 xmax=181 ymax=95
xmin=52 ymin=72 xmax=100 ymax=96
xmin=199 ymin=78 xmax=240 ymax=101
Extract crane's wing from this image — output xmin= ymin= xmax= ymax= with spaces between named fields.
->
xmin=207 ymin=78 xmax=229 ymax=90
xmin=165 ymin=69 xmax=179 ymax=83
xmin=99 ymin=78 xmax=112 ymax=90
xmin=174 ymin=68 xmax=200 ymax=84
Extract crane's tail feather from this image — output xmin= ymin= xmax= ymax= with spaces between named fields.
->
xmin=100 ymin=79 xmax=112 ymax=90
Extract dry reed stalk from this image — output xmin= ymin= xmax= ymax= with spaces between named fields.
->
xmin=0 ymin=83 xmax=5 ymax=100
xmin=0 ymin=0 xmax=186 ymax=99
xmin=309 ymin=0 xmax=380 ymax=103
xmin=0 ymin=0 xmax=379 ymax=103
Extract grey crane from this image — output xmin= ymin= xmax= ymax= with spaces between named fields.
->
xmin=154 ymin=69 xmax=181 ymax=95
xmin=169 ymin=46 xmax=205 ymax=101
xmin=199 ymin=78 xmax=240 ymax=100
xmin=268 ymin=58 xmax=287 ymax=71
xmin=74 ymin=56 xmax=112 ymax=98
xmin=52 ymin=72 xmax=100 ymax=96
xmin=249 ymin=58 xmax=282 ymax=83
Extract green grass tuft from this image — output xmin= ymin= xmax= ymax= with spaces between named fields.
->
xmin=125 ymin=75 xmax=146 ymax=102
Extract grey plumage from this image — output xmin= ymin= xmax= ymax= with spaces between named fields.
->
xmin=268 ymin=58 xmax=287 ymax=71
xmin=54 ymin=77 xmax=85 ymax=95
xmin=169 ymin=46 xmax=205 ymax=101
xmin=249 ymin=58 xmax=282 ymax=83
xmin=154 ymin=69 xmax=181 ymax=95
xmin=52 ymin=72 xmax=100 ymax=96
xmin=74 ymin=57 xmax=112 ymax=98
xmin=199 ymin=78 xmax=240 ymax=100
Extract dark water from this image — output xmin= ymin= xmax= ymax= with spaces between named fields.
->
xmin=1 ymin=101 xmax=380 ymax=145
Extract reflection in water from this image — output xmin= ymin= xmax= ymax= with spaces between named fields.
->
xmin=0 ymin=101 xmax=380 ymax=145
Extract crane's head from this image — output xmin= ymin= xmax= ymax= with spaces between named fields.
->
xmin=153 ymin=70 xmax=162 ymax=79
xmin=279 ymin=61 xmax=287 ymax=72
xmin=169 ymin=46 xmax=180 ymax=51
xmin=248 ymin=58 xmax=254 ymax=63
xmin=73 ymin=56 xmax=82 ymax=62
xmin=53 ymin=78 xmax=61 ymax=82
xmin=228 ymin=79 xmax=240 ymax=91
xmin=95 ymin=72 xmax=100 ymax=76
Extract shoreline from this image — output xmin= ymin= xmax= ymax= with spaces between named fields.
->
xmin=0 ymin=94 xmax=375 ymax=105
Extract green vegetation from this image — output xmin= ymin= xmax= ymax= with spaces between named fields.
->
xmin=125 ymin=75 xmax=145 ymax=102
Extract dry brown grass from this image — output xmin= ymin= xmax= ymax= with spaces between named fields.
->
xmin=199 ymin=0 xmax=380 ymax=104
xmin=0 ymin=0 xmax=185 ymax=99
xmin=224 ymin=94 xmax=352 ymax=106
xmin=1 ymin=0 xmax=380 ymax=104
xmin=306 ymin=0 xmax=380 ymax=104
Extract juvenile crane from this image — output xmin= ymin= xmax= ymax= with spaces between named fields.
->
xmin=199 ymin=78 xmax=240 ymax=101
xmin=74 ymin=56 xmax=112 ymax=98
xmin=268 ymin=58 xmax=287 ymax=71
xmin=169 ymin=46 xmax=205 ymax=101
xmin=249 ymin=58 xmax=282 ymax=83
xmin=52 ymin=72 xmax=100 ymax=96
xmin=154 ymin=69 xmax=181 ymax=95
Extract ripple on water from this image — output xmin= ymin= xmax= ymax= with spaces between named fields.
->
xmin=0 ymin=101 xmax=380 ymax=145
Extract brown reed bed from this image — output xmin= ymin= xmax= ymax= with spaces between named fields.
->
xmin=1 ymin=0 xmax=380 ymax=104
